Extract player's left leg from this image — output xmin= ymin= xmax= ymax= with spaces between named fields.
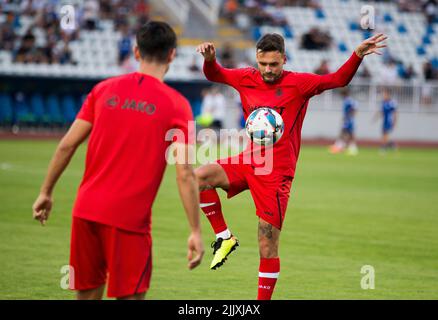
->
xmin=249 ymin=173 xmax=293 ymax=300
xmin=106 ymin=227 xmax=152 ymax=299
xmin=257 ymin=218 xmax=281 ymax=300
xmin=196 ymin=160 xmax=247 ymax=270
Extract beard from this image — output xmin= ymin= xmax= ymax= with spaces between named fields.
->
xmin=262 ymin=72 xmax=281 ymax=83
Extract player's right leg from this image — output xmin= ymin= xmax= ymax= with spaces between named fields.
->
xmin=70 ymin=217 xmax=109 ymax=300
xmin=195 ymin=163 xmax=240 ymax=270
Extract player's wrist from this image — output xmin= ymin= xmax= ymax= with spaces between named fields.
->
xmin=354 ymin=48 xmax=364 ymax=59
xmin=190 ymin=226 xmax=202 ymax=234
xmin=39 ymin=187 xmax=53 ymax=197
xmin=204 ymin=56 xmax=216 ymax=63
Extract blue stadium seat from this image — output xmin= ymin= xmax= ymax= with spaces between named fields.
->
xmin=61 ymin=95 xmax=77 ymax=124
xmin=338 ymin=42 xmax=348 ymax=52
xmin=349 ymin=21 xmax=360 ymax=31
xmin=30 ymin=93 xmax=50 ymax=124
xmin=0 ymin=93 xmax=13 ymax=125
xmin=252 ymin=26 xmax=262 ymax=41
xmin=383 ymin=13 xmax=393 ymax=23
xmin=363 ymin=30 xmax=373 ymax=40
xmin=315 ymin=9 xmax=325 ymax=20
xmin=46 ymin=94 xmax=64 ymax=124
xmin=422 ymin=35 xmax=431 ymax=45
xmin=416 ymin=46 xmax=426 ymax=56
xmin=14 ymin=93 xmax=36 ymax=125
xmin=397 ymin=24 xmax=407 ymax=34
xmin=397 ymin=63 xmax=405 ymax=78
xmin=283 ymin=26 xmax=293 ymax=39
xmin=431 ymin=57 xmax=438 ymax=68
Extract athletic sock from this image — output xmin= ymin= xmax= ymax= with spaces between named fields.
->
xmin=200 ymin=189 xmax=229 ymax=237
xmin=257 ymin=257 xmax=280 ymax=300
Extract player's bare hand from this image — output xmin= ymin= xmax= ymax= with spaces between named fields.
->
xmin=187 ymin=230 xmax=204 ymax=270
xmin=196 ymin=42 xmax=216 ymax=62
xmin=355 ymin=33 xmax=388 ymax=58
xmin=32 ymin=193 xmax=53 ymax=226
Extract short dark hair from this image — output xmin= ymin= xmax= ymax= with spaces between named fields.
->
xmin=136 ymin=21 xmax=177 ymax=63
xmin=256 ymin=33 xmax=285 ymax=54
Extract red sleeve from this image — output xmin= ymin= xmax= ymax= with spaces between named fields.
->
xmin=203 ymin=59 xmax=244 ymax=88
xmin=76 ymin=89 xmax=96 ymax=124
xmin=170 ymin=94 xmax=195 ymax=145
xmin=297 ymin=52 xmax=363 ymax=98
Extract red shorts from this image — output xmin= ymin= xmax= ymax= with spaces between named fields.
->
xmin=218 ymin=158 xmax=293 ymax=230
xmin=69 ymin=217 xmax=152 ymax=298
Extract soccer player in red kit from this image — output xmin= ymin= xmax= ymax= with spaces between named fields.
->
xmin=32 ymin=21 xmax=204 ymax=300
xmin=196 ymin=33 xmax=387 ymax=299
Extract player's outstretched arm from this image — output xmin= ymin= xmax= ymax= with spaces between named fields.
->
xmin=174 ymin=143 xmax=204 ymax=270
xmin=303 ymin=34 xmax=388 ymax=96
xmin=196 ymin=42 xmax=242 ymax=87
xmin=32 ymin=119 xmax=92 ymax=226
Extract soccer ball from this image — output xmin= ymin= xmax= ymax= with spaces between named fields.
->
xmin=245 ymin=108 xmax=284 ymax=146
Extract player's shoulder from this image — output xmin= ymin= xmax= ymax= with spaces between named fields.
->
xmin=281 ymin=70 xmax=315 ymax=84
xmin=91 ymin=73 xmax=134 ymax=95
xmin=162 ymin=83 xmax=190 ymax=105
xmin=235 ymin=66 xmax=259 ymax=80
xmin=240 ymin=66 xmax=258 ymax=76
xmin=160 ymin=83 xmax=192 ymax=116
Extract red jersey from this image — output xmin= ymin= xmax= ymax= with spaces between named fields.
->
xmin=73 ymin=72 xmax=193 ymax=234
xmin=204 ymin=52 xmax=362 ymax=177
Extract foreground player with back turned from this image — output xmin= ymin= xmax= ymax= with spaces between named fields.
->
xmin=32 ymin=21 xmax=204 ymax=300
xmin=196 ymin=32 xmax=387 ymax=299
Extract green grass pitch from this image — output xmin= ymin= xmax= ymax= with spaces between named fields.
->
xmin=0 ymin=140 xmax=437 ymax=299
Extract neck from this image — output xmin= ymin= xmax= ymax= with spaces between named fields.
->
xmin=138 ymin=60 xmax=168 ymax=82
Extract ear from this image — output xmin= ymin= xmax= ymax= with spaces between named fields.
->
xmin=168 ymin=48 xmax=177 ymax=64
xmin=283 ymin=54 xmax=287 ymax=65
xmin=134 ymin=45 xmax=140 ymax=61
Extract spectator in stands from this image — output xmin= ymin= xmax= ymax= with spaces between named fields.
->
xmin=248 ymin=2 xmax=276 ymax=26
xmin=82 ymin=0 xmax=99 ymax=30
xmin=270 ymin=2 xmax=288 ymax=27
xmin=223 ymin=0 xmax=239 ymax=23
xmin=0 ymin=12 xmax=17 ymax=51
xmin=189 ymin=56 xmax=201 ymax=74
xmin=301 ymin=27 xmax=332 ymax=50
xmin=314 ymin=59 xmax=330 ymax=75
xmin=99 ymin=0 xmax=113 ymax=20
xmin=400 ymin=64 xmax=417 ymax=80
xmin=118 ymin=24 xmax=133 ymax=65
xmin=14 ymin=30 xmax=37 ymax=63
xmin=219 ymin=42 xmax=236 ymax=69
xmin=357 ymin=65 xmax=371 ymax=79
xmin=421 ymin=60 xmax=436 ymax=105
xmin=423 ymin=0 xmax=438 ymax=25
xmin=423 ymin=60 xmax=437 ymax=80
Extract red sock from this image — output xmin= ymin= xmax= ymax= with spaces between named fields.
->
xmin=257 ymin=257 xmax=280 ymax=300
xmin=200 ymin=189 xmax=228 ymax=234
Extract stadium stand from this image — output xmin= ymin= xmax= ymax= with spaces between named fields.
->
xmin=0 ymin=0 xmax=437 ymax=133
